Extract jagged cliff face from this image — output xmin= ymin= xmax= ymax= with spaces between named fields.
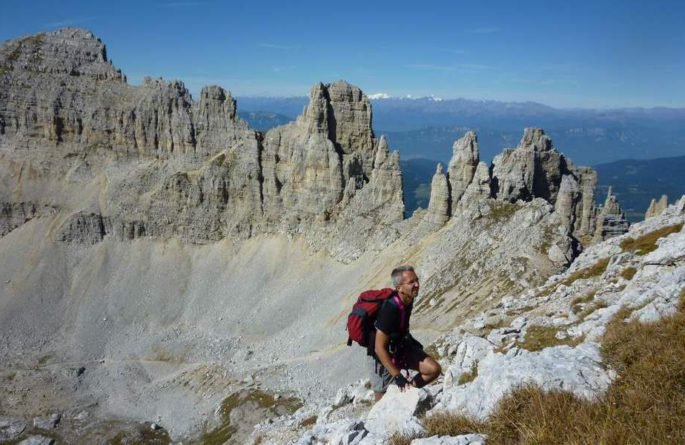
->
xmin=423 ymin=128 xmax=601 ymax=244
xmin=0 ymin=28 xmax=634 ymax=442
xmin=0 ymin=29 xmax=404 ymax=259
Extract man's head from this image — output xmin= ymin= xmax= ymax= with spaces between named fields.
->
xmin=391 ymin=265 xmax=420 ymax=304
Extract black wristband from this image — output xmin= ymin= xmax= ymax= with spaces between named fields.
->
xmin=393 ymin=374 xmax=409 ymax=388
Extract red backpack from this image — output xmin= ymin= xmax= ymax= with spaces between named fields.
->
xmin=346 ymin=288 xmax=396 ymax=347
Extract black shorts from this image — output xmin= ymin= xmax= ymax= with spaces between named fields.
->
xmin=368 ymin=339 xmax=428 ymax=393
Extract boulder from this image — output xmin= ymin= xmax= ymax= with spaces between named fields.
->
xmin=438 ymin=343 xmax=614 ymax=419
xmin=32 ymin=413 xmax=61 ymax=430
xmin=18 ymin=436 xmax=56 ymax=445
xmin=0 ymin=417 xmax=27 ymax=441
xmin=365 ymin=386 xmax=430 ymax=438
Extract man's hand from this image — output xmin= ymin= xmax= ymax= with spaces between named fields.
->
xmin=393 ymin=373 xmax=411 ymax=390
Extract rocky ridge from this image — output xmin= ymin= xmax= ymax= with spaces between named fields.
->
xmin=0 ymin=28 xmax=627 ymax=265
xmin=251 ymin=196 xmax=685 ymax=444
xmin=0 ymin=29 xmax=405 ymax=262
xmin=424 ymin=129 xmax=603 ymax=245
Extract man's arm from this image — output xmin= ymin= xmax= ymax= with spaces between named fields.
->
xmin=374 ymin=329 xmax=400 ymax=378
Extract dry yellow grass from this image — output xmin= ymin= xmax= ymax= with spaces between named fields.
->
xmin=457 ymin=363 xmax=479 ymax=385
xmin=517 ymin=325 xmax=584 ymax=352
xmin=620 ymin=223 xmax=683 ymax=256
xmin=393 ymin=291 xmax=685 ymax=444
xmin=561 ymin=258 xmax=610 ymax=286
xmin=620 ymin=266 xmax=637 ymax=280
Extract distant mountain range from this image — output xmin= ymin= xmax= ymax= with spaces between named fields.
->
xmin=236 ymin=96 xmax=685 ymax=166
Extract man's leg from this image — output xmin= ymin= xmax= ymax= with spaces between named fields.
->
xmin=415 ymin=356 xmax=441 ymax=387
xmin=367 ymin=354 xmax=392 ymax=402
xmin=405 ymin=342 xmax=442 ymax=388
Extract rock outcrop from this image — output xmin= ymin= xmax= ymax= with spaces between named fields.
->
xmin=273 ymin=197 xmax=685 ymax=445
xmin=423 ymin=128 xmax=597 ymax=245
xmin=646 ymin=194 xmax=668 ymax=219
xmin=425 ymin=164 xmax=450 ymax=226
xmin=490 ymin=128 xmax=597 ymax=241
xmin=593 ymin=187 xmax=630 ymax=242
xmin=0 ymin=29 xmax=405 ymax=259
xmin=447 ymin=131 xmax=480 ymax=211
xmin=1 ymin=202 xmax=57 ymax=237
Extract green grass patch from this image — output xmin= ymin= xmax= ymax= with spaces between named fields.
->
xmin=620 ymin=223 xmax=683 ymax=256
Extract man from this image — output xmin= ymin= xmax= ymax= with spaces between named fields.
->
xmin=369 ymin=265 xmax=441 ymax=401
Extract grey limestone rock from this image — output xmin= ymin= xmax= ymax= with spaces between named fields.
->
xmin=447 ymin=131 xmax=479 ymax=211
xmin=365 ymin=386 xmax=429 ymax=438
xmin=18 ymin=436 xmax=55 ymax=445
xmin=57 ymin=211 xmax=109 ymax=244
xmin=410 ymin=434 xmax=486 ymax=445
xmin=555 ymin=174 xmax=580 ymax=234
xmin=0 ymin=416 xmax=27 ymax=441
xmin=646 ymin=194 xmax=668 ymax=219
xmin=425 ymin=163 xmax=450 ymax=226
xmin=1 ymin=202 xmax=57 ymax=237
xmin=490 ymin=128 xmax=599 ymax=242
xmin=491 ymin=128 xmax=562 ymax=203
xmin=32 ymin=413 xmax=61 ymax=430
xmin=593 ymin=187 xmax=630 ymax=242
xmin=457 ymin=161 xmax=491 ymax=209
xmin=1 ymin=29 xmax=405 ymax=257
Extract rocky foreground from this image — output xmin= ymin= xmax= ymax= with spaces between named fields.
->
xmin=0 ymin=28 xmax=669 ymax=444
xmin=250 ymin=198 xmax=685 ymax=444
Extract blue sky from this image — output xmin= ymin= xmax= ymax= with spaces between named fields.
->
xmin=2 ymin=0 xmax=684 ymax=108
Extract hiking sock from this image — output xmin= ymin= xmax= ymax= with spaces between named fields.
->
xmin=412 ymin=375 xmax=427 ymax=388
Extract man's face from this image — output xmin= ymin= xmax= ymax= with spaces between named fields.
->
xmin=397 ymin=270 xmax=420 ymax=303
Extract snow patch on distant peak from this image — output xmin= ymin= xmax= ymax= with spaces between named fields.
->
xmin=368 ymin=93 xmax=444 ymax=101
xmin=368 ymin=93 xmax=392 ymax=99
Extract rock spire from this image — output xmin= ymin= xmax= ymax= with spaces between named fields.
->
xmin=593 ymin=187 xmax=630 ymax=242
xmin=646 ymin=195 xmax=668 ymax=219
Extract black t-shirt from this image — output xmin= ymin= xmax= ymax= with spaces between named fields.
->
xmin=375 ymin=296 xmax=412 ymax=341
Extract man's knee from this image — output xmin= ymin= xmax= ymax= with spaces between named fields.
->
xmin=420 ymin=356 xmax=441 ymax=379
xmin=427 ymin=359 xmax=441 ymax=377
